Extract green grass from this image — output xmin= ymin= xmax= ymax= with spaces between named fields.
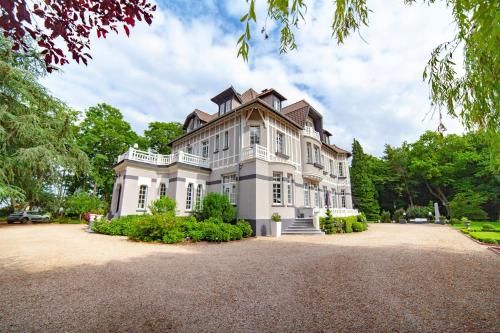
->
xmin=451 ymin=221 xmax=500 ymax=231
xmin=468 ymin=231 xmax=500 ymax=244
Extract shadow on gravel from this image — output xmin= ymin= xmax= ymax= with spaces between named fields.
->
xmin=0 ymin=237 xmax=498 ymax=333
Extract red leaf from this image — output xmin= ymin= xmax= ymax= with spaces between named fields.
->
xmin=123 ymin=25 xmax=129 ymax=37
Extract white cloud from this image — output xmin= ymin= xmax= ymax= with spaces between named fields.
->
xmin=41 ymin=0 xmax=464 ymax=156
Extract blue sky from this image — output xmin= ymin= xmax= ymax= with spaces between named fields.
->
xmin=42 ymin=0 xmax=464 ymax=156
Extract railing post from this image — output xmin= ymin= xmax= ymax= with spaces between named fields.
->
xmin=178 ymin=150 xmax=184 ymax=163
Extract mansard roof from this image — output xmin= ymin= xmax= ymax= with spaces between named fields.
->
xmin=210 ymin=86 xmax=243 ymax=104
xmin=183 ymin=109 xmax=217 ymax=129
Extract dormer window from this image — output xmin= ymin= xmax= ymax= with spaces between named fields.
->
xmin=219 ymin=99 xmax=232 ymax=116
xmin=273 ymin=97 xmax=281 ymax=112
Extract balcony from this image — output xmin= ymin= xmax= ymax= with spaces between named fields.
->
xmin=116 ymin=148 xmax=210 ymax=168
xmin=241 ymin=144 xmax=300 ymax=169
xmin=301 ymin=126 xmax=321 ymax=141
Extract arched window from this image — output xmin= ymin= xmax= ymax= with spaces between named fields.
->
xmin=186 ymin=183 xmax=193 ymax=210
xmin=159 ymin=183 xmax=167 ymax=197
xmin=138 ymin=185 xmax=148 ymax=209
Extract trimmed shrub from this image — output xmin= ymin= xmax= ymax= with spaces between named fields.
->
xmin=236 ymin=220 xmax=253 ymax=237
xmin=195 ymin=193 xmax=236 ymax=223
xmin=406 ymin=205 xmax=432 ymax=219
xmin=344 ymin=218 xmax=353 ymax=233
xmin=149 ymin=197 xmax=176 ymax=215
xmin=357 ymin=213 xmax=367 ymax=223
xmin=381 ymin=210 xmax=391 ymax=223
xmin=352 ymin=221 xmax=364 ymax=232
xmin=321 ymin=209 xmax=336 ymax=234
xmin=201 ymin=222 xmax=230 ymax=242
xmin=92 ymin=215 xmax=137 ymax=235
xmin=162 ymin=229 xmax=185 ymax=244
xmin=188 ymin=230 xmax=205 ymax=242
xmin=127 ymin=214 xmax=173 ymax=242
xmin=482 ymin=223 xmax=495 ymax=231
xmin=393 ymin=208 xmax=405 ymax=221
xmin=225 ymin=223 xmax=243 ymax=240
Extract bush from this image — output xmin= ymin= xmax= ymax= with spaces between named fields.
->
xmin=482 ymin=223 xmax=495 ymax=231
xmin=321 ymin=209 xmax=336 ymax=234
xmin=149 ymin=197 xmax=176 ymax=215
xmin=393 ymin=208 xmax=405 ymax=221
xmin=188 ymin=230 xmax=205 ymax=242
xmin=352 ymin=221 xmax=364 ymax=232
xmin=201 ymin=222 xmax=231 ymax=242
xmin=225 ymin=223 xmax=243 ymax=240
xmin=65 ymin=192 xmax=104 ymax=220
xmin=127 ymin=214 xmax=173 ymax=242
xmin=406 ymin=205 xmax=433 ymax=219
xmin=357 ymin=213 xmax=367 ymax=223
xmin=195 ymin=193 xmax=236 ymax=223
xmin=162 ymin=229 xmax=185 ymax=244
xmin=52 ymin=216 xmax=84 ymax=224
xmin=271 ymin=212 xmax=281 ymax=222
xmin=344 ymin=218 xmax=353 ymax=233
xmin=236 ymin=219 xmax=253 ymax=237
xmin=381 ymin=210 xmax=391 ymax=223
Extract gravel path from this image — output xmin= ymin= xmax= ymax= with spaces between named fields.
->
xmin=0 ymin=223 xmax=498 ymax=332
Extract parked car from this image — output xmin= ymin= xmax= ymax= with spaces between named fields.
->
xmin=7 ymin=211 xmax=51 ymax=224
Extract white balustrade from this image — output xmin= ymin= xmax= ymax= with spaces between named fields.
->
xmin=301 ymin=126 xmax=321 ymax=141
xmin=116 ymin=148 xmax=209 ymax=168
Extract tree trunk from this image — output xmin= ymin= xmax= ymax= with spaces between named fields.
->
xmin=402 ymin=174 xmax=414 ymax=207
xmin=425 ymin=182 xmax=450 ymax=216
xmin=93 ymin=181 xmax=97 ymax=196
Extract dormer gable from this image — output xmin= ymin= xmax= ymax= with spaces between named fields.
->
xmin=258 ymin=88 xmax=287 ymax=112
xmin=211 ymin=86 xmax=243 ymax=116
xmin=183 ymin=109 xmax=215 ymax=132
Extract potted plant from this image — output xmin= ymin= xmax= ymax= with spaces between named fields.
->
xmin=271 ymin=212 xmax=282 ymax=237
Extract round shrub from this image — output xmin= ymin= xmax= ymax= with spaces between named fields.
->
xmin=162 ymin=229 xmax=185 ymax=244
xmin=380 ymin=210 xmax=391 ymax=223
xmin=149 ymin=196 xmax=176 ymax=215
xmin=236 ymin=220 xmax=253 ymax=237
xmin=195 ymin=193 xmax=236 ymax=223
xmin=482 ymin=223 xmax=495 ymax=231
xmin=201 ymin=222 xmax=230 ymax=242
xmin=188 ymin=230 xmax=205 ymax=242
xmin=127 ymin=214 xmax=171 ymax=242
xmin=226 ymin=224 xmax=243 ymax=240
xmin=352 ymin=221 xmax=364 ymax=232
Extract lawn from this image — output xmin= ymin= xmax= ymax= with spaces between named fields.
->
xmin=451 ymin=221 xmax=500 ymax=244
xmin=468 ymin=232 xmax=500 ymax=244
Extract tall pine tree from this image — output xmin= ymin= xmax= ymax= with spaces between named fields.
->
xmin=350 ymin=139 xmax=380 ymax=220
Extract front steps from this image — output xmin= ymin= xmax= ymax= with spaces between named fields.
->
xmin=282 ymin=218 xmax=325 ymax=235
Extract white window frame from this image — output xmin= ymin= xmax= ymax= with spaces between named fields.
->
xmin=314 ymin=146 xmax=320 ymax=163
xmin=273 ymin=97 xmax=281 ymax=111
xmin=304 ymin=183 xmax=310 ymax=207
xmin=159 ymin=183 xmax=167 ymax=197
xmin=219 ymin=103 xmax=225 ymax=115
xmin=222 ymin=174 xmax=237 ymax=204
xmin=276 ymin=131 xmax=285 ymax=154
xmin=314 ymin=184 xmax=320 ymax=207
xmin=332 ymin=189 xmax=337 ymax=208
xmin=186 ymin=183 xmax=194 ymax=211
xmin=306 ymin=143 xmax=312 ymax=163
xmin=225 ymin=99 xmax=232 ymax=113
xmin=250 ymin=126 xmax=260 ymax=145
xmin=272 ymin=172 xmax=282 ymax=205
xmin=329 ymin=159 xmax=334 ymax=175
xmin=287 ymin=174 xmax=293 ymax=205
xmin=224 ymin=131 xmax=229 ymax=149
xmin=137 ymin=185 xmax=148 ymax=209
xmin=339 ymin=161 xmax=344 ymax=177
xmin=201 ymin=140 xmax=209 ymax=158
xmin=341 ymin=189 xmax=346 ymax=208
xmin=195 ymin=184 xmax=203 ymax=209
xmin=214 ymin=134 xmax=219 ymax=152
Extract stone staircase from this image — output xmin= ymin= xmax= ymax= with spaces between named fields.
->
xmin=282 ymin=218 xmax=325 ymax=235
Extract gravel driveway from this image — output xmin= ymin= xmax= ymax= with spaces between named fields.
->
xmin=0 ymin=223 xmax=498 ymax=332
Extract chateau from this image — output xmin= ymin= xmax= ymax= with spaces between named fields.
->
xmin=111 ymin=86 xmax=358 ymax=236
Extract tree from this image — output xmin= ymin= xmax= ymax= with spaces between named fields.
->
xmin=449 ymin=191 xmax=488 ymax=220
xmin=0 ymin=36 xmax=88 ymax=208
xmin=0 ymin=0 xmax=156 ymax=72
xmin=65 ymin=192 xmax=103 ymax=220
xmin=76 ymin=103 xmax=140 ymax=201
xmin=350 ymin=139 xmax=380 ymax=220
xmin=238 ymin=0 xmax=499 ymax=132
xmin=144 ymin=122 xmax=184 ymax=155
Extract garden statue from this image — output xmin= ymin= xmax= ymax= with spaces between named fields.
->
xmin=434 ymin=202 xmax=441 ymax=224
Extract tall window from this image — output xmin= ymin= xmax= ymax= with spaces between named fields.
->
xmin=224 ymin=131 xmax=229 ymax=149
xmin=115 ymin=184 xmax=122 ymax=213
xmin=306 ymin=143 xmax=312 ymax=163
xmin=341 ymin=189 xmax=346 ymax=208
xmin=272 ymin=172 xmax=282 ymax=204
xmin=314 ymin=146 xmax=320 ymax=163
xmin=287 ymin=174 xmax=293 ymax=205
xmin=202 ymin=140 xmax=209 ymax=158
xmin=332 ymin=189 xmax=337 ymax=208
xmin=195 ymin=184 xmax=203 ymax=209
xmin=338 ymin=161 xmax=344 ymax=177
xmin=159 ymin=183 xmax=167 ymax=197
xmin=329 ymin=159 xmax=334 ymax=174
xmin=304 ymin=183 xmax=310 ymax=207
xmin=219 ymin=103 xmax=225 ymax=115
xmin=215 ymin=134 xmax=219 ymax=152
xmin=305 ymin=120 xmax=313 ymax=129
xmin=187 ymin=146 xmax=192 ymax=154
xmin=323 ymin=186 xmax=329 ymax=207
xmin=250 ymin=126 xmax=260 ymax=145
xmin=137 ymin=185 xmax=148 ymax=209
xmin=225 ymin=99 xmax=232 ymax=113
xmin=276 ymin=132 xmax=284 ymax=154
xmin=222 ymin=174 xmax=237 ymax=204
xmin=186 ymin=183 xmax=193 ymax=210
xmin=273 ymin=97 xmax=281 ymax=111
xmin=314 ymin=185 xmax=320 ymax=207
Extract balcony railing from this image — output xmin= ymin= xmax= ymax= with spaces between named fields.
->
xmin=116 ymin=148 xmax=210 ymax=168
xmin=241 ymin=144 xmax=300 ymax=169
xmin=301 ymin=126 xmax=321 ymax=141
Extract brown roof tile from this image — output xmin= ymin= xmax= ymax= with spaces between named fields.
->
xmin=240 ymin=88 xmax=259 ymax=103
xmin=194 ymin=109 xmax=216 ymax=123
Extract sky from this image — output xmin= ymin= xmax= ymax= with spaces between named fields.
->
xmin=41 ymin=0 xmax=464 ymax=156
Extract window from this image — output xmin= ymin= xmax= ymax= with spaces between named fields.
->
xmin=225 ymin=99 xmax=232 ymax=113
xmin=287 ymin=174 xmax=293 ymax=205
xmin=276 ymin=132 xmax=284 ymax=154
xmin=115 ymin=184 xmax=122 ymax=213
xmin=305 ymin=120 xmax=313 ymax=129
xmin=186 ymin=183 xmax=194 ymax=210
xmin=193 ymin=117 xmax=200 ymax=129
xmin=195 ymin=184 xmax=203 ymax=209
xmin=323 ymin=186 xmax=329 ymax=207
xmin=306 ymin=143 xmax=313 ymax=163
xmin=219 ymin=103 xmax=225 ymax=115
xmin=304 ymin=183 xmax=310 ymax=207
xmin=339 ymin=161 xmax=344 ymax=177
xmin=314 ymin=146 xmax=320 ymax=163
xmin=341 ymin=189 xmax=346 ymax=208
xmin=250 ymin=126 xmax=260 ymax=145
xmin=222 ymin=174 xmax=237 ymax=204
xmin=215 ymin=134 xmax=220 ymax=152
xmin=224 ymin=131 xmax=229 ymax=149
xmin=272 ymin=172 xmax=282 ymax=204
xmin=273 ymin=97 xmax=281 ymax=111
xmin=329 ymin=159 xmax=334 ymax=175
xmin=314 ymin=185 xmax=320 ymax=207
xmin=187 ymin=146 xmax=192 ymax=154
xmin=332 ymin=189 xmax=337 ymax=208
xmin=137 ymin=185 xmax=148 ymax=209
xmin=202 ymin=140 xmax=209 ymax=158
xmin=159 ymin=183 xmax=167 ymax=197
